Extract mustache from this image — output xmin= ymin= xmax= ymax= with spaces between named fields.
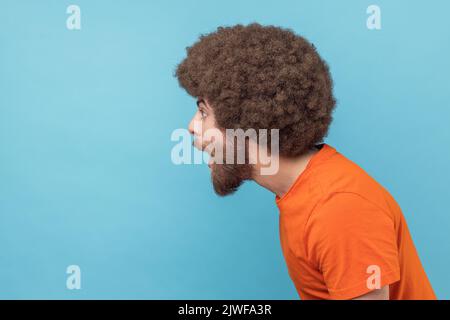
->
xmin=192 ymin=139 xmax=217 ymax=157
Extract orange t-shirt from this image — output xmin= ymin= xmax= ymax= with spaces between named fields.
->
xmin=276 ymin=143 xmax=436 ymax=300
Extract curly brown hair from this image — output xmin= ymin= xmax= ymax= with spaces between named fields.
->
xmin=175 ymin=23 xmax=336 ymax=157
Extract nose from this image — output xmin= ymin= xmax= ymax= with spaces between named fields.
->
xmin=188 ymin=116 xmax=195 ymax=135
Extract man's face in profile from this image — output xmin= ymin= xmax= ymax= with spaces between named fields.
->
xmin=188 ymin=99 xmax=253 ymax=196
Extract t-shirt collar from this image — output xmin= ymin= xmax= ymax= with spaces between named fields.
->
xmin=275 ymin=143 xmax=337 ymax=205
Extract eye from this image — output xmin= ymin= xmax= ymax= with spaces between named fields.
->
xmin=200 ymin=109 xmax=207 ymax=119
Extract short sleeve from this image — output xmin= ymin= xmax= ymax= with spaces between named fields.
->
xmin=305 ymin=192 xmax=401 ymax=299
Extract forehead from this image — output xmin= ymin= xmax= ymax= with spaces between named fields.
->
xmin=196 ymin=98 xmax=210 ymax=109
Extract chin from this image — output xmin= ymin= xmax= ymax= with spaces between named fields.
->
xmin=209 ymin=163 xmax=252 ymax=197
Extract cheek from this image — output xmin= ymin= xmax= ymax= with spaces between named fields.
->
xmin=202 ymin=116 xmax=217 ymax=131
xmin=201 ymin=118 xmax=220 ymax=141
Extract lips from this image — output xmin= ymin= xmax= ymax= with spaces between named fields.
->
xmin=208 ymin=158 xmax=214 ymax=169
xmin=193 ymin=137 xmax=218 ymax=169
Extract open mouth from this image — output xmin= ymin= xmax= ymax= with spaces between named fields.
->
xmin=193 ymin=138 xmax=218 ymax=169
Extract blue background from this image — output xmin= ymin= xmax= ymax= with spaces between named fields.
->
xmin=0 ymin=0 xmax=449 ymax=299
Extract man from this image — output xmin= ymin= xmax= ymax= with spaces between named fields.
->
xmin=175 ymin=23 xmax=436 ymax=300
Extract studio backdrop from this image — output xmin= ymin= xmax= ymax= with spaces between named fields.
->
xmin=0 ymin=0 xmax=449 ymax=299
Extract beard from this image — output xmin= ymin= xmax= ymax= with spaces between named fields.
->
xmin=210 ymin=162 xmax=253 ymax=196
xmin=194 ymin=133 xmax=254 ymax=196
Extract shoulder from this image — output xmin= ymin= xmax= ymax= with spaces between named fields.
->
xmin=304 ymin=191 xmax=398 ymax=266
xmin=309 ymin=148 xmax=396 ymax=219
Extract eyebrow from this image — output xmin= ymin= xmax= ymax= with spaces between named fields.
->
xmin=196 ymin=99 xmax=205 ymax=108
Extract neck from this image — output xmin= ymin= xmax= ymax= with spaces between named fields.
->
xmin=252 ymin=147 xmax=319 ymax=198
